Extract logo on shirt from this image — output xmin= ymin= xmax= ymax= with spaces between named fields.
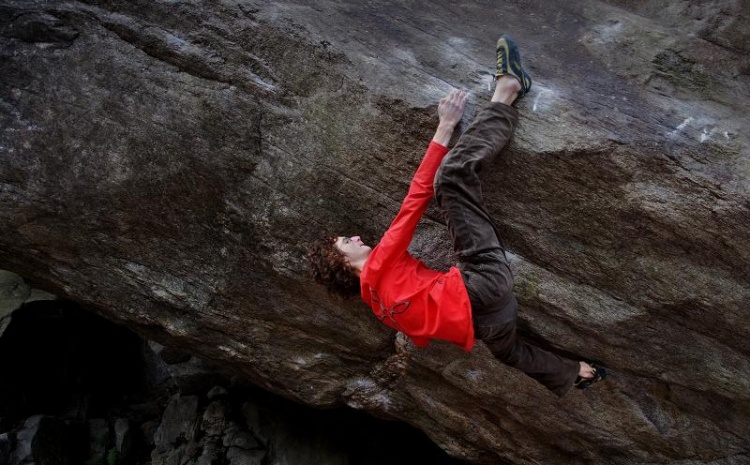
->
xmin=370 ymin=288 xmax=410 ymax=333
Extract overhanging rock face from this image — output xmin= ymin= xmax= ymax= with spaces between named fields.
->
xmin=1 ymin=0 xmax=749 ymax=463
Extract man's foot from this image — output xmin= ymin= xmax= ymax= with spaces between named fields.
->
xmin=496 ymin=34 xmax=532 ymax=99
xmin=491 ymin=75 xmax=521 ymax=105
xmin=575 ymin=361 xmax=607 ymax=390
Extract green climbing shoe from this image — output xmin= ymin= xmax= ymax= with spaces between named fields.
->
xmin=496 ymin=34 xmax=532 ymax=98
xmin=575 ymin=363 xmax=608 ymax=390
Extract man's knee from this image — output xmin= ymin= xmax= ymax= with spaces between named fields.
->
xmin=435 ymin=148 xmax=469 ymax=182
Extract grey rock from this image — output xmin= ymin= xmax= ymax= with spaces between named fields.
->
xmin=207 ymin=385 xmax=228 ymax=400
xmin=87 ymin=419 xmax=109 ymax=465
xmin=0 ymin=271 xmax=25 ymax=338
xmin=0 ymin=433 xmax=13 ymax=465
xmin=0 ymin=271 xmax=30 ymax=315
xmin=0 ymin=271 xmax=54 ymax=338
xmin=201 ymin=401 xmax=227 ymax=438
xmin=154 ymin=395 xmax=199 ymax=447
xmin=114 ymin=418 xmax=132 ymax=460
xmin=1 ymin=0 xmax=749 ymax=463
xmin=141 ymin=341 xmax=178 ymax=393
xmin=148 ymin=343 xmax=225 ymax=395
xmin=195 ymin=443 xmax=222 ymax=465
xmin=12 ymin=416 xmax=39 ymax=465
xmin=152 ymin=443 xmax=188 ymax=465
xmin=222 ymin=426 xmax=259 ymax=450
xmin=12 ymin=416 xmax=67 ymax=465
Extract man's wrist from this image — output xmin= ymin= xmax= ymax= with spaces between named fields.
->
xmin=432 ymin=122 xmax=456 ymax=146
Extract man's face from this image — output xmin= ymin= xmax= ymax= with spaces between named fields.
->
xmin=334 ymin=236 xmax=372 ymax=264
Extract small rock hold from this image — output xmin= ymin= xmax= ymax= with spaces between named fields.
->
xmin=2 ymin=12 xmax=79 ymax=44
xmin=207 ymin=385 xmax=228 ymax=400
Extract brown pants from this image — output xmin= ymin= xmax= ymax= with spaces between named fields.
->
xmin=433 ymin=102 xmax=579 ymax=397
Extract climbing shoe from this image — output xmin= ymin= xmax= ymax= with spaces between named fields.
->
xmin=495 ymin=34 xmax=532 ymax=98
xmin=574 ymin=363 xmax=607 ymax=390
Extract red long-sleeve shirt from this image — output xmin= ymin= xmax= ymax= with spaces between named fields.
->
xmin=359 ymin=141 xmax=475 ymax=351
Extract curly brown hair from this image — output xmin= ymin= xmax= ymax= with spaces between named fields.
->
xmin=306 ymin=235 xmax=361 ymax=300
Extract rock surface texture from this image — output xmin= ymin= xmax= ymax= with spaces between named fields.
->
xmin=1 ymin=1 xmax=749 ymax=464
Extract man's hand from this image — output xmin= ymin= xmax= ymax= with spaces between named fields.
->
xmin=432 ymin=89 xmax=467 ymax=146
xmin=438 ymin=90 xmax=467 ymax=127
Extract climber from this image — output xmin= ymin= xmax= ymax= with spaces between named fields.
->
xmin=307 ymin=35 xmax=606 ymax=397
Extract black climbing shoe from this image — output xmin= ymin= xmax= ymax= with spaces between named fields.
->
xmin=495 ymin=34 xmax=532 ymax=98
xmin=575 ymin=363 xmax=607 ymax=390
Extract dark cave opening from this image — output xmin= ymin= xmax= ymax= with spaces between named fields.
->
xmin=0 ymin=300 xmax=147 ymax=429
xmin=0 ymin=297 xmax=467 ymax=465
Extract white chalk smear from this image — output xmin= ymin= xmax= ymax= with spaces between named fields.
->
xmin=668 ymin=117 xmax=693 ymax=138
xmin=533 ymin=88 xmax=551 ymax=112
xmin=676 ymin=118 xmax=693 ymax=131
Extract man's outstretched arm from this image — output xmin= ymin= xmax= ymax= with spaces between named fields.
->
xmin=372 ymin=90 xmax=467 ymax=262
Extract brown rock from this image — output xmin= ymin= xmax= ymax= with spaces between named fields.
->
xmin=1 ymin=0 xmax=748 ymax=463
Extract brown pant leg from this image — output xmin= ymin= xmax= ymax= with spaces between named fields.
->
xmin=433 ymin=103 xmax=517 ymax=261
xmin=435 ymin=102 xmax=580 ymax=397
xmin=478 ymin=300 xmax=580 ymax=397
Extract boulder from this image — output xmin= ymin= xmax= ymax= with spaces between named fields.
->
xmin=0 ymin=271 xmax=55 ymax=337
xmin=1 ymin=0 xmax=748 ymax=463
xmin=87 ymin=418 xmax=109 ymax=465
xmin=12 ymin=416 xmax=69 ymax=465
